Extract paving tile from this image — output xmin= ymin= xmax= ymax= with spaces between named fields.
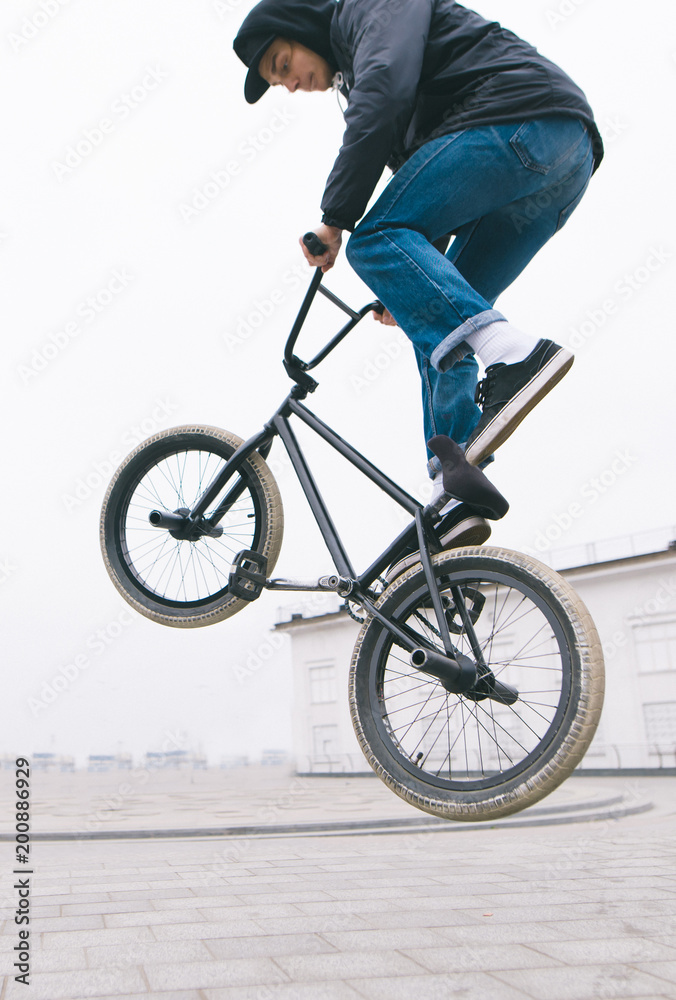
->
xmin=31 ymin=948 xmax=88 ymax=973
xmin=152 ymin=894 xmax=241 ymax=910
xmin=433 ymin=920 xmax=575 ymax=946
xmin=529 ymin=937 xmax=676 ymax=965
xmin=104 ymin=907 xmax=206 ymax=927
xmin=318 ymin=887 xmax=421 ymax=901
xmin=145 ymin=957 xmax=288 ymax=990
xmin=84 ymin=994 xmax=204 ymax=1000
xmin=105 ymin=887 xmax=195 ymax=901
xmin=205 ymin=985 xmax=363 ymax=1000
xmin=3 ymin=966 xmax=147 ymax=1000
xmin=152 ymin=919 xmax=270 ymax=941
xmin=491 ymin=964 xmax=675 ymax=1000
xmin=32 ymin=914 xmax=105 ymax=932
xmin=21 ymin=892 xmax=112 ymax=906
xmin=272 ymin=951 xmax=428 ymax=982
xmin=295 ymin=899 xmax=409 ymax=916
xmin=231 ymin=891 xmax=336 ymax=905
xmin=40 ymin=925 xmax=156 ymax=949
xmin=345 ymin=972 xmax=527 ymax=1000
xmin=399 ymin=942 xmax=560 ymax=973
xmin=85 ymin=938 xmax=212 ymax=967
xmin=252 ymin=914 xmax=372 ymax=936
xmin=318 ymin=927 xmax=454 ymax=952
xmin=205 ymin=932 xmax=338 ymax=960
xmin=61 ymin=900 xmax=149 ymax=917
xmin=356 ymin=907 xmax=479 ymax=930
xmin=634 ymin=961 xmax=676 ymax=988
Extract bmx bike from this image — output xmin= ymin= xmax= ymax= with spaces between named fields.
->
xmin=100 ymin=235 xmax=604 ymax=821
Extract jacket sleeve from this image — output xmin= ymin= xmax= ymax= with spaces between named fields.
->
xmin=320 ymin=0 xmax=433 ymax=231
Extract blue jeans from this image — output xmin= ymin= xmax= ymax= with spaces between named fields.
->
xmin=345 ymin=115 xmax=595 ymax=473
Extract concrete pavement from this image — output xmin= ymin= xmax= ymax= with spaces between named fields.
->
xmin=1 ymin=770 xmax=675 ymax=999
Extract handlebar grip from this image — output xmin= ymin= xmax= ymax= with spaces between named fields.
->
xmin=303 ymin=232 xmax=329 ymax=257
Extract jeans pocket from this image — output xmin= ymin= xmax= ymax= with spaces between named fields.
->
xmin=510 ymin=116 xmax=588 ymax=175
xmin=555 ymin=165 xmax=593 ymax=232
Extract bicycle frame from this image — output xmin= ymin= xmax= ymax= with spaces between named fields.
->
xmin=181 ymin=269 xmax=457 ymax=657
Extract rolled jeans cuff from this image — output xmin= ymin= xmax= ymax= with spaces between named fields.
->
xmin=430 ymin=308 xmax=506 ymax=373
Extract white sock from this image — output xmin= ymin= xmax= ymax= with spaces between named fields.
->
xmin=465 ymin=320 xmax=539 ymax=368
xmin=431 ymin=472 xmax=462 ymax=517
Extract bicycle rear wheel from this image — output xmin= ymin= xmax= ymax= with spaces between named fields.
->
xmin=349 ymin=547 xmax=604 ymax=820
xmin=100 ymin=425 xmax=283 ymax=627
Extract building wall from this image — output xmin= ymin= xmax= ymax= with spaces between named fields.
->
xmin=564 ymin=550 xmax=676 ymax=768
xmin=276 ymin=549 xmax=676 ymax=772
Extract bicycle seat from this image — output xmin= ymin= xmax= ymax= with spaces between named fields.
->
xmin=428 ymin=435 xmax=509 ymax=520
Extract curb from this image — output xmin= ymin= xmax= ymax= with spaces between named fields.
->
xmin=1 ymin=795 xmax=653 ymax=842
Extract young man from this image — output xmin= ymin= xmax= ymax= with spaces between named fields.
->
xmin=234 ymin=0 xmax=603 ymax=542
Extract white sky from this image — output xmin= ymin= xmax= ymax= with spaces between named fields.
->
xmin=2 ymin=0 xmax=675 ymax=767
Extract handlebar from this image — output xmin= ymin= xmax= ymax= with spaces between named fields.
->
xmin=302 ymin=232 xmax=329 ymax=257
xmin=281 ymin=234 xmax=384 ymax=389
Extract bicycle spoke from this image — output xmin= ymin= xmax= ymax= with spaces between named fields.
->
xmin=371 ymin=565 xmax=571 ymax=787
xmin=117 ymin=444 xmax=260 ymax=604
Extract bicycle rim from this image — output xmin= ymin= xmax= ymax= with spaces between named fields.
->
xmin=113 ymin=442 xmax=262 ymax=609
xmin=351 ymin=548 xmax=603 ymax=812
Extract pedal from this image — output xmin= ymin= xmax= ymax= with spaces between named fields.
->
xmin=228 ymin=550 xmax=268 ymax=602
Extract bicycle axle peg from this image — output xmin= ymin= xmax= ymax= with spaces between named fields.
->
xmin=410 ymin=647 xmax=477 ymax=695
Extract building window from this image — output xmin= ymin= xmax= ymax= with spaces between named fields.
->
xmin=312 ymin=724 xmax=339 ymax=759
xmin=633 ymin=619 xmax=676 ymax=673
xmin=309 ymin=663 xmax=337 ymax=704
xmin=643 ymin=702 xmax=676 ymax=748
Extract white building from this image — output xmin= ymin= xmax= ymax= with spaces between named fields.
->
xmin=275 ymin=531 xmax=676 ymax=774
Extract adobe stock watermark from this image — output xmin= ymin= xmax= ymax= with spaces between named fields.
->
xmin=212 ymin=0 xmax=245 ymax=17
xmin=27 ymin=608 xmax=135 ymax=716
xmin=62 ymin=397 xmax=179 ymax=512
xmin=52 ymin=66 xmax=168 ymax=180
xmin=0 ymin=558 xmax=17 ymax=586
xmin=74 ymin=729 xmax=186 ymax=837
xmin=205 ymin=775 xmax=312 ymax=871
xmin=510 ymin=113 xmax=629 ymax=236
xmin=524 ymin=448 xmax=638 ymax=555
xmin=7 ymin=0 xmax=73 ymax=53
xmin=17 ymin=267 xmax=134 ymax=385
xmin=602 ymin=573 xmax=676 ymax=664
xmin=546 ymin=0 xmax=595 ymax=29
xmin=222 ymin=263 xmax=307 ymax=353
xmin=178 ymin=106 xmax=295 ymax=223
xmin=349 ymin=326 xmax=410 ymax=394
xmin=565 ymin=245 xmax=673 ymax=351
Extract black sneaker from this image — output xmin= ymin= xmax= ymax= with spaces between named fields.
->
xmin=384 ymin=504 xmax=491 ymax=584
xmin=465 ymin=340 xmax=574 ymax=467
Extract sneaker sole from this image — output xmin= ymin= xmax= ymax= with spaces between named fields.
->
xmin=384 ymin=515 xmax=491 ymax=584
xmin=465 ymin=348 xmax=574 ymax=466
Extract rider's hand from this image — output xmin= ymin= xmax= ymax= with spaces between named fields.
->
xmin=373 ymin=307 xmax=397 ymax=326
xmin=299 ymin=224 xmax=342 ymax=273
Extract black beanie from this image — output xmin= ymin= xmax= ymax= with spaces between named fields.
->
xmin=233 ymin=0 xmax=337 ymax=104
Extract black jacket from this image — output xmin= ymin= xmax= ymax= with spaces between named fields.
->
xmin=321 ymin=0 xmax=603 ymax=231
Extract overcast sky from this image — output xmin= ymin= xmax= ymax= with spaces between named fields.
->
xmin=2 ymin=0 xmax=675 ymax=767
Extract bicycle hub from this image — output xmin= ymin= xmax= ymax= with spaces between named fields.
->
xmin=410 ymin=647 xmax=477 ymax=695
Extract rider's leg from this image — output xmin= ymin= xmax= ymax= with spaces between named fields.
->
xmin=414 ymin=348 xmax=482 ymax=462
xmin=443 ymin=156 xmax=594 ymax=464
xmin=345 ymin=116 xmax=595 ymax=460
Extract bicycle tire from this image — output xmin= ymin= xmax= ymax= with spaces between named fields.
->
xmin=100 ymin=425 xmax=283 ymax=628
xmin=349 ymin=546 xmax=604 ymax=820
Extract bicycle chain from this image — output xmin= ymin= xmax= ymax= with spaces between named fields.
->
xmin=342 ymin=578 xmax=389 ymax=625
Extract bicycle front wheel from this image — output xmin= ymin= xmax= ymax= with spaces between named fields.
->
xmin=100 ymin=425 xmax=283 ymax=627
xmin=349 ymin=547 xmax=604 ymax=821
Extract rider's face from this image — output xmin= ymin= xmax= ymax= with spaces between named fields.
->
xmin=258 ymin=38 xmax=333 ymax=94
